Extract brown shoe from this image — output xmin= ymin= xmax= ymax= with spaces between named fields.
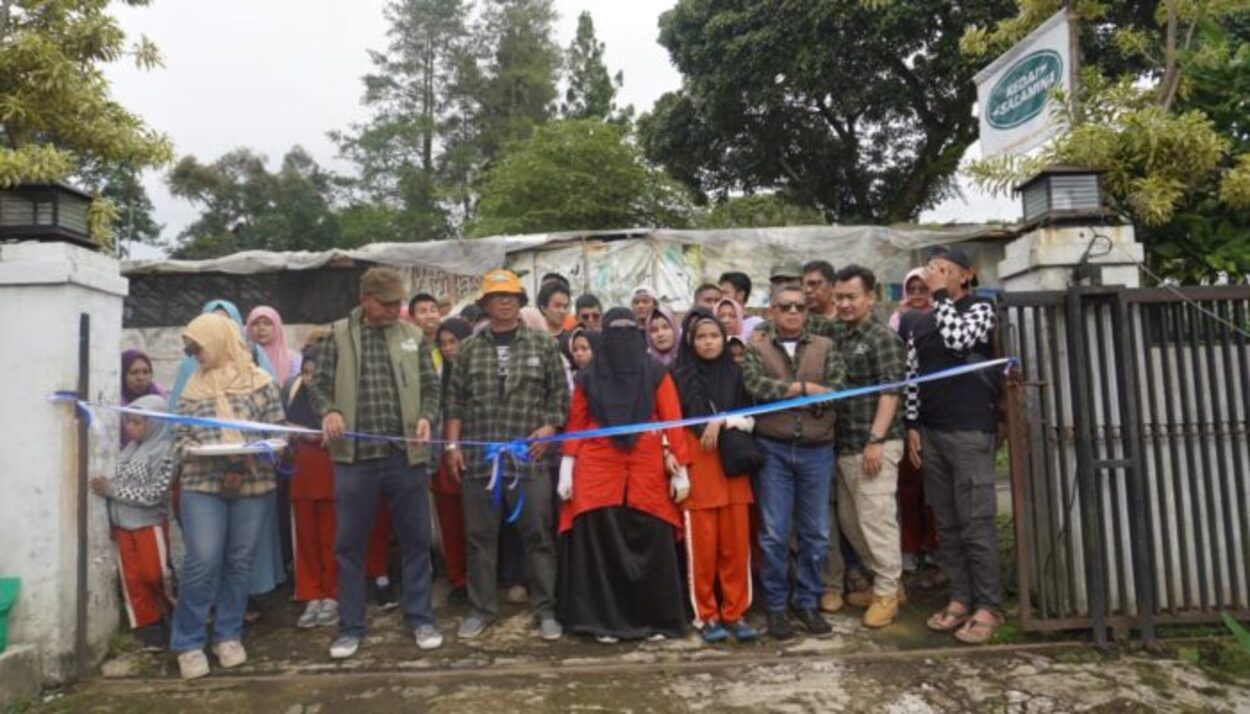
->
xmin=863 ymin=594 xmax=900 ymax=628
xmin=819 ymin=591 xmax=844 ymax=613
xmin=845 ymin=589 xmax=873 ymax=608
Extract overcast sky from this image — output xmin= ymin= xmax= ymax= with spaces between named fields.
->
xmin=103 ymin=0 xmax=1016 ymax=257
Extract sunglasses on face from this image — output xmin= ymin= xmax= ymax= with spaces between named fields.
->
xmin=183 ymin=342 xmax=202 ymax=357
xmin=775 ymin=301 xmax=807 ymax=313
xmin=579 ymin=311 xmax=601 ymax=321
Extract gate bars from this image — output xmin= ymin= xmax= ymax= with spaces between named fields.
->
xmin=1001 ymin=285 xmax=1250 ymax=645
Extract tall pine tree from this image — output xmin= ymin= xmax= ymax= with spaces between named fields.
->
xmin=475 ymin=0 xmax=561 ymax=164
xmin=561 ymin=12 xmax=626 ymax=122
xmin=332 ymin=0 xmax=471 ymax=241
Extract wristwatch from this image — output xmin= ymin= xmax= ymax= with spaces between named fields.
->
xmin=866 ymin=433 xmax=887 ymax=446
xmin=445 ymin=442 xmax=459 ymax=451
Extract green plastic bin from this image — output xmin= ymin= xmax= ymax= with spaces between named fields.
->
xmin=0 ymin=577 xmax=19 ymax=654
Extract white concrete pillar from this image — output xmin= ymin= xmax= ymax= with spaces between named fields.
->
xmin=0 ymin=241 xmax=128 ymax=683
xmin=998 ymin=223 xmax=1143 ymax=291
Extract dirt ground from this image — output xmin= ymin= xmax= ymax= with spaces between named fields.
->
xmin=23 ymin=580 xmax=1250 ymax=713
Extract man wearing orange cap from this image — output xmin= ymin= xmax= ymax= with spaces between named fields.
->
xmin=444 ymin=269 xmax=569 ymax=641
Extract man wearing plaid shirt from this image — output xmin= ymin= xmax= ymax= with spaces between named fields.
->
xmin=829 ymin=265 xmax=907 ymax=629
xmin=445 ymin=269 xmax=569 ymax=641
xmin=311 ymin=267 xmax=442 ymax=660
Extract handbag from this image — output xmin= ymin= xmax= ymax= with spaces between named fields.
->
xmin=718 ymin=425 xmax=764 ymax=477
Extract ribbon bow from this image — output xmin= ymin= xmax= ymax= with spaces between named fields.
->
xmin=484 ymin=441 xmax=530 ymax=524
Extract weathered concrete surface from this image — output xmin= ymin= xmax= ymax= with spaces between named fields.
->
xmin=0 ymin=643 xmax=41 ymax=709
xmin=27 ymin=588 xmax=1250 ymax=713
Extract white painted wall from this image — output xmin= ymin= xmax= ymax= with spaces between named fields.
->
xmin=0 ymin=242 xmax=127 ymax=683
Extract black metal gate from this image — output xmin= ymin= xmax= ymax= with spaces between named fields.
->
xmin=1002 ymin=285 xmax=1250 ymax=645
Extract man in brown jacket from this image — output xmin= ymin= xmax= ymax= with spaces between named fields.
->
xmin=743 ymin=284 xmax=846 ymax=640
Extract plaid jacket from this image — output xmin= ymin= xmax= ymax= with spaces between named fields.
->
xmin=834 ymin=315 xmax=906 ymax=454
xmin=174 ymin=381 xmax=286 ymax=496
xmin=446 ymin=326 xmax=569 ymax=480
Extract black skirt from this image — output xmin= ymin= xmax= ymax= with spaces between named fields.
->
xmin=557 ymin=506 xmax=689 ymax=640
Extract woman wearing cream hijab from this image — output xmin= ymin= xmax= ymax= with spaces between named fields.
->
xmin=169 ymin=313 xmax=285 ymax=680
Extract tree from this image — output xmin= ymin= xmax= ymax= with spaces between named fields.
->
xmin=76 ymin=163 xmax=163 ymax=255
xmin=332 ymin=0 xmax=471 ymax=241
xmin=638 ymin=0 xmax=1018 ymax=224
xmin=560 ymin=11 xmax=628 ymax=123
xmin=475 ymin=0 xmax=561 ymax=163
xmin=167 ymin=147 xmax=342 ymax=259
xmin=963 ymin=1 xmax=1250 ymax=282
xmin=470 ymin=119 xmax=694 ymax=236
xmin=0 ymin=0 xmax=173 ymax=245
xmin=697 ymin=193 xmax=826 ymax=229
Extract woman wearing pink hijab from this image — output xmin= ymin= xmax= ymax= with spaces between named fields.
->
xmin=714 ymin=298 xmax=749 ymax=340
xmin=246 ymin=306 xmax=302 ymax=384
xmin=889 ymin=268 xmax=933 ymax=332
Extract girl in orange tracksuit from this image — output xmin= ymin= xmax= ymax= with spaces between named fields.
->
xmin=672 ymin=309 xmax=759 ymax=643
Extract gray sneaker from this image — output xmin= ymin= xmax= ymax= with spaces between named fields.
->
xmin=414 ymin=624 xmax=444 ymax=650
xmin=329 ymin=634 xmax=361 ymax=660
xmin=538 ymin=617 xmax=562 ymax=641
xmin=297 ymin=599 xmax=322 ymax=629
xmin=316 ymin=599 xmax=339 ymax=628
xmin=457 ymin=615 xmax=489 ymax=640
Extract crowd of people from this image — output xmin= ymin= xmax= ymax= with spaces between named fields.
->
xmin=97 ymin=247 xmax=1005 ymax=680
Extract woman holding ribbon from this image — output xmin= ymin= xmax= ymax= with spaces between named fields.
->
xmin=672 ymin=309 xmax=759 ymax=643
xmin=169 ymin=313 xmax=285 ymax=680
xmin=556 ymin=307 xmax=692 ymax=643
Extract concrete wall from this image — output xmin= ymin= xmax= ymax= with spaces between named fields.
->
xmin=0 ymin=242 xmax=127 ymax=683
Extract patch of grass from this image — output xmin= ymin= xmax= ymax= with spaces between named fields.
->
xmin=3 ymin=698 xmax=33 ymax=714
xmin=990 ymin=619 xmax=1025 ymax=645
xmin=106 ymin=632 xmax=138 ymax=659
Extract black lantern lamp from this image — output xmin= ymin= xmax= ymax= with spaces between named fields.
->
xmin=0 ymin=182 xmax=95 ymax=247
xmin=1013 ymin=166 xmax=1116 ymax=229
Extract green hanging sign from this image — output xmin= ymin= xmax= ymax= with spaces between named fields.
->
xmin=985 ymin=50 xmax=1063 ymax=130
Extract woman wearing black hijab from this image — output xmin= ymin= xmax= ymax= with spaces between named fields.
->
xmin=433 ymin=318 xmax=474 ymax=601
xmin=555 ymin=308 xmax=692 ymax=642
xmin=672 ymin=309 xmax=760 ymax=643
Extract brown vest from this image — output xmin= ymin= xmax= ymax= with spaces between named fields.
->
xmin=753 ymin=333 xmax=837 ymax=444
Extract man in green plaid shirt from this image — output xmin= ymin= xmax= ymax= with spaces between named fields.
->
xmin=829 ymin=265 xmax=907 ymax=629
xmin=445 ymin=269 xmax=568 ymax=642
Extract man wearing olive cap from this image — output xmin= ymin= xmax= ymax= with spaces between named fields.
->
xmin=311 ymin=266 xmax=444 ymax=659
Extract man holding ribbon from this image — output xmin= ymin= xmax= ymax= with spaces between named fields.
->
xmin=311 ymin=266 xmax=443 ymax=660
xmin=901 ymin=246 xmax=1004 ymax=645
xmin=444 ymin=269 xmax=569 ymax=642
xmin=743 ymin=283 xmax=846 ymax=640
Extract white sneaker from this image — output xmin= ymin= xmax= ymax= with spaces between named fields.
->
xmin=211 ymin=640 xmax=247 ymax=669
xmin=178 ymin=650 xmax=210 ymax=680
xmin=316 ymin=599 xmax=339 ymax=627
xmin=414 ymin=624 xmax=444 ymax=650
xmin=329 ymin=634 xmax=361 ymax=659
xmin=297 ymin=599 xmax=323 ymax=629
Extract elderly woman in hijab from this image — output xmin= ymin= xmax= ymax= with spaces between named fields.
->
xmin=169 ymin=313 xmax=285 ymax=680
xmin=672 ymin=309 xmax=759 ymax=644
xmin=90 ymin=394 xmax=177 ymax=652
xmin=645 ymin=306 xmax=681 ymax=368
xmin=556 ymin=307 xmax=692 ymax=643
xmin=247 ymin=306 xmax=302 ymax=384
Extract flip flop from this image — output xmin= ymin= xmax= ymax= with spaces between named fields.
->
xmin=925 ymin=606 xmax=969 ymax=632
xmin=954 ymin=614 xmax=1002 ymax=645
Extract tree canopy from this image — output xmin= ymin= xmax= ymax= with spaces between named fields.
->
xmin=638 ymin=0 xmax=1018 ymax=224
xmin=0 ymin=0 xmax=173 ymax=246
xmin=470 ymin=119 xmax=694 ymax=236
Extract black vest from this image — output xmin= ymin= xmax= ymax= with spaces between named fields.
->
xmin=901 ymin=295 xmax=1000 ymax=433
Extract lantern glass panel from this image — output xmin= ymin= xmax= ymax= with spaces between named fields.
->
xmin=59 ymin=196 xmax=90 ymax=234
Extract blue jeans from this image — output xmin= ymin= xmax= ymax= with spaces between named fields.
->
xmin=755 ymin=438 xmax=835 ymax=612
xmin=335 ymin=451 xmax=434 ymax=637
xmin=170 ymin=490 xmax=272 ymax=652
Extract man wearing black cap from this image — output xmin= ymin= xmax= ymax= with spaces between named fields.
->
xmin=899 ymin=246 xmax=1003 ymax=645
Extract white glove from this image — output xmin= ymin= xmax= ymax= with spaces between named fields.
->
xmin=557 ymin=456 xmax=575 ymax=501
xmin=670 ymin=466 xmax=691 ymax=503
xmin=724 ymin=415 xmax=755 ymax=432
